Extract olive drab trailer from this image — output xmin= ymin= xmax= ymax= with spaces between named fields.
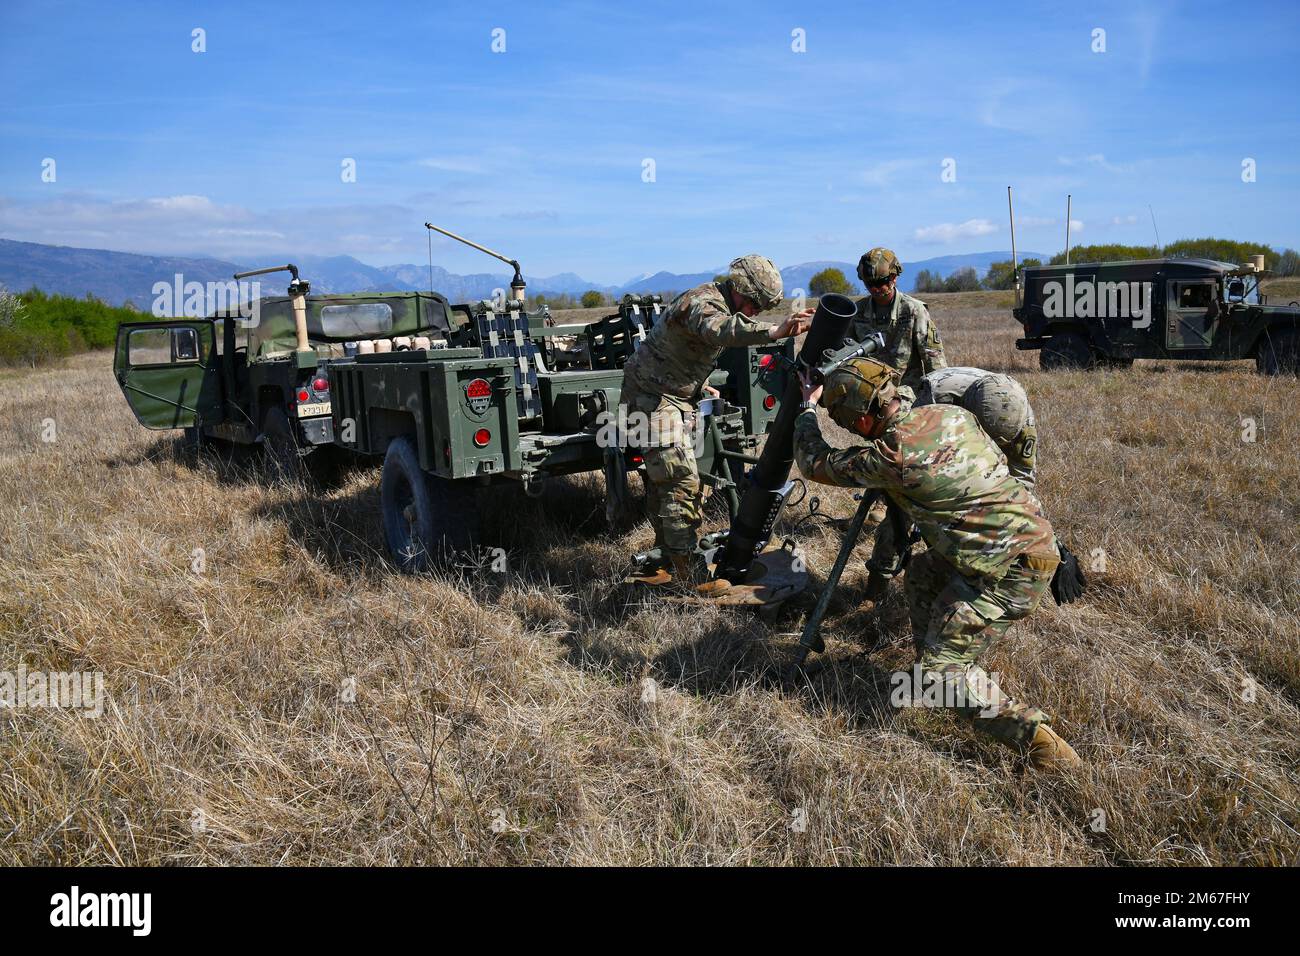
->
xmin=1013 ymin=256 xmax=1300 ymax=374
xmin=113 ymin=226 xmax=793 ymax=572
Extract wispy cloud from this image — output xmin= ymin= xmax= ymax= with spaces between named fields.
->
xmin=416 ymin=157 xmax=487 ymax=175
xmin=913 ymin=219 xmax=998 ymax=244
xmin=1057 ymin=154 xmax=1134 ymax=174
xmin=860 ymin=160 xmax=915 ymax=187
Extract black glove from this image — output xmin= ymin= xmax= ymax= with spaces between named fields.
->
xmin=1050 ymin=541 xmax=1087 ymax=604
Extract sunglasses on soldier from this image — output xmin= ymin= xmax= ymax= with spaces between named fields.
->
xmin=866 ymin=276 xmax=893 ymax=288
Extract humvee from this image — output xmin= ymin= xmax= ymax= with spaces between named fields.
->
xmin=114 ymin=252 xmax=789 ymax=571
xmin=1013 ymin=256 xmax=1299 ymax=374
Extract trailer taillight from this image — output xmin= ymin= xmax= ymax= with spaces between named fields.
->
xmin=763 ymin=395 xmax=776 ymax=410
xmin=466 ymin=378 xmax=492 ymax=400
xmin=473 ymin=428 xmax=491 ymax=447
xmin=758 ymin=354 xmax=775 ymax=369
xmin=312 ymin=377 xmax=329 ymax=392
xmin=297 ymin=389 xmax=310 ymax=403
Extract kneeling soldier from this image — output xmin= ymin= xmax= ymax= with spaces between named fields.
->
xmin=794 ymin=357 xmax=1081 ymax=770
xmin=868 ymin=365 xmax=1037 ymax=596
xmin=622 ymin=255 xmax=811 ymax=583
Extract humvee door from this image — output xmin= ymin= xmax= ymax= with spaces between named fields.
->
xmin=114 ymin=320 xmax=223 ymax=429
xmin=1166 ymin=279 xmax=1220 ymax=350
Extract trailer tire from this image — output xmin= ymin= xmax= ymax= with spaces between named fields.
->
xmin=1040 ymin=332 xmax=1095 ymax=371
xmin=381 ymin=437 xmax=477 ymax=572
xmin=1255 ymin=329 xmax=1300 ymax=376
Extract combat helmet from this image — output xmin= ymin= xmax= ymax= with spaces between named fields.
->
xmin=856 ymin=247 xmax=902 ymax=285
xmin=727 ymin=255 xmax=784 ymax=311
xmin=822 ymin=357 xmax=901 ymax=432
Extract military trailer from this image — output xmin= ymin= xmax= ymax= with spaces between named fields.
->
xmin=115 ymin=243 xmax=790 ymax=572
xmin=1013 ymin=256 xmax=1299 ymax=374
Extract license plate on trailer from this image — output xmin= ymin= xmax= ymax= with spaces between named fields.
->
xmin=296 ymin=402 xmax=331 ymax=418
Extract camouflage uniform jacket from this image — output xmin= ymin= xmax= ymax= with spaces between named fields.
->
xmin=622 ymin=281 xmax=773 ymax=401
xmin=849 ymin=291 xmax=946 ymax=389
xmin=793 ymin=404 xmax=1055 ymax=580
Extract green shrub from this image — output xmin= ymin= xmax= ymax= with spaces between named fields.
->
xmin=809 ymin=267 xmax=853 ymax=296
xmin=0 ymin=287 xmax=138 ymax=368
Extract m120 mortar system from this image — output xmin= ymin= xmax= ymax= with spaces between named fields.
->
xmin=113 ymin=224 xmax=791 ymax=572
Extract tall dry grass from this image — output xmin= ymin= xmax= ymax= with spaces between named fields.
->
xmin=0 ymin=293 xmax=1296 ymax=865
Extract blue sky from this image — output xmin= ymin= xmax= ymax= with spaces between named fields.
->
xmin=1 ymin=0 xmax=1297 ymax=284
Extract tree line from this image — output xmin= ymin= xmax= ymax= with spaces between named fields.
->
xmin=0 ymin=287 xmax=138 ymax=368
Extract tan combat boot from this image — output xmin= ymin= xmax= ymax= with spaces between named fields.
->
xmin=1027 ymin=724 xmax=1082 ymax=771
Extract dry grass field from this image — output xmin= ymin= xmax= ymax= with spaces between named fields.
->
xmin=1 ymin=291 xmax=1297 ymax=866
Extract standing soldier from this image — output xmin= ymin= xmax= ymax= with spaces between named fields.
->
xmin=622 ymin=255 xmax=812 ymax=584
xmin=849 ymin=247 xmax=948 ymax=585
xmin=850 ymin=247 xmax=946 ymax=390
xmin=793 ymin=357 xmax=1081 ymax=770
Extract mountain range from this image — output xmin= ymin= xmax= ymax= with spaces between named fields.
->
xmin=0 ymin=239 xmax=1045 ymax=309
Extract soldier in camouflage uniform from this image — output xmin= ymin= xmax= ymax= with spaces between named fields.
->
xmin=793 ymin=357 xmax=1081 ymax=770
xmin=866 ymin=366 xmax=1039 ymax=592
xmin=622 ymin=255 xmax=812 ymax=583
xmin=850 ymin=247 xmax=946 ymax=390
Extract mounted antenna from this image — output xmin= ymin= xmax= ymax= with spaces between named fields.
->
xmin=1148 ymin=204 xmax=1161 ymax=253
xmin=424 ymin=222 xmax=526 ymax=303
xmin=1007 ymin=186 xmax=1020 ymax=308
xmin=1064 ymin=194 xmax=1072 ymax=265
xmin=233 ymin=263 xmax=310 ymax=353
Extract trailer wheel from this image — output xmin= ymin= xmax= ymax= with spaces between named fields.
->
xmin=381 ymin=437 xmax=477 ymax=572
xmin=1256 ymin=330 xmax=1299 ymax=376
xmin=1039 ymin=332 xmax=1095 ymax=371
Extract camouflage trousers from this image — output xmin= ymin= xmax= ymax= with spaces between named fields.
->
xmin=624 ymin=389 xmax=703 ymax=556
xmin=903 ymin=547 xmax=1059 ymax=748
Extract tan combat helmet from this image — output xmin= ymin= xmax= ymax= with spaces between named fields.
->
xmin=822 ymin=356 xmax=900 ymax=432
xmin=857 ymin=247 xmax=903 ymax=285
xmin=728 ymin=254 xmax=784 ymax=311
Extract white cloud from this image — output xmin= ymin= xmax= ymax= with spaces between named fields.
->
xmin=416 ymin=157 xmax=486 ymax=174
xmin=860 ymin=160 xmax=914 ymax=187
xmin=1056 ymin=153 xmax=1133 ymax=174
xmin=0 ymin=192 xmax=422 ymax=261
xmin=913 ymin=218 xmax=998 ymax=244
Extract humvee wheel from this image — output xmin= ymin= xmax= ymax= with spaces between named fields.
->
xmin=1039 ymin=332 xmax=1095 ymax=371
xmin=1256 ymin=330 xmax=1300 ymax=376
xmin=380 ymin=437 xmax=478 ymax=572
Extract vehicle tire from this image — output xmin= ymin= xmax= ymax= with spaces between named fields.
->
xmin=1039 ymin=332 xmax=1095 ymax=371
xmin=1255 ymin=329 xmax=1300 ymax=376
xmin=380 ymin=437 xmax=478 ymax=572
xmin=261 ymin=406 xmax=301 ymax=480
